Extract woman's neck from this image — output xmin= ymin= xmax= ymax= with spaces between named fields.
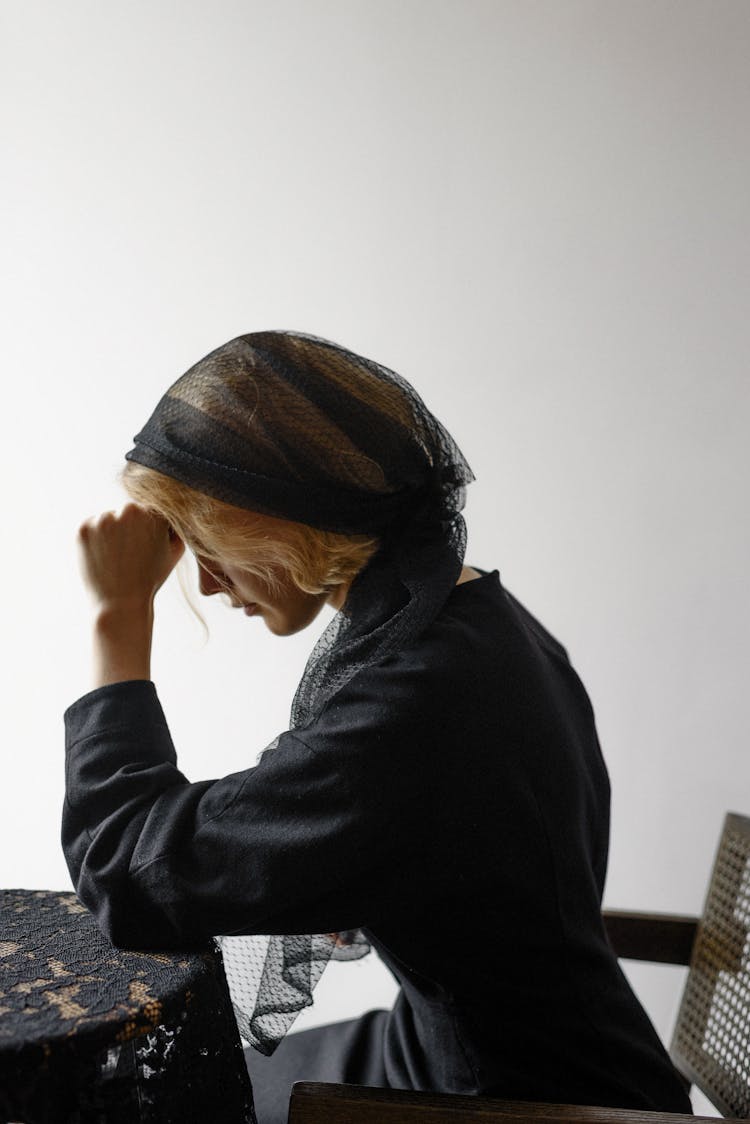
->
xmin=328 ymin=564 xmax=482 ymax=612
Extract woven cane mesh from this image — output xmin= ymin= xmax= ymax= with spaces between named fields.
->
xmin=671 ymin=812 xmax=750 ymax=1117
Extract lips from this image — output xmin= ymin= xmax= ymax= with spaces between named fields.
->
xmin=243 ymin=604 xmax=258 ymax=616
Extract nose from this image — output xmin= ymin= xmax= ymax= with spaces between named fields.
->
xmin=197 ymin=561 xmax=226 ymax=597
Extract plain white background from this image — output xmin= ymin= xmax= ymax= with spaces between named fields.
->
xmin=2 ymin=2 xmax=748 ymax=1113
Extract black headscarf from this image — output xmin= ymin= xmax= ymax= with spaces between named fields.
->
xmin=126 ymin=330 xmax=474 ymax=1052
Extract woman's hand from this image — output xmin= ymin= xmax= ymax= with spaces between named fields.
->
xmin=77 ymin=503 xmax=184 ymax=612
xmin=76 ymin=504 xmax=185 ymax=690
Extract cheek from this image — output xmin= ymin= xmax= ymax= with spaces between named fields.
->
xmin=226 ymin=568 xmax=268 ymax=602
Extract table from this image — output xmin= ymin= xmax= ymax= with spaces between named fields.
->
xmin=0 ymin=889 xmax=256 ymax=1123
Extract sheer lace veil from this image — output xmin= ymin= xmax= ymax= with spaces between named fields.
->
xmin=125 ymin=330 xmax=474 ymax=1053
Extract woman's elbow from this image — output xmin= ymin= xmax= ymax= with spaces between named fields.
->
xmin=73 ymin=861 xmax=207 ymax=952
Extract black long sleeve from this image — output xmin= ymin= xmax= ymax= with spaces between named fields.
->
xmin=63 ymin=671 xmax=425 ymax=949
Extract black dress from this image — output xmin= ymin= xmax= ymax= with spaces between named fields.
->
xmin=62 ymin=569 xmax=692 ymax=1122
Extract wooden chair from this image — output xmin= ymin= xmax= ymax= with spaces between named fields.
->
xmin=288 ymin=811 xmax=750 ymax=1123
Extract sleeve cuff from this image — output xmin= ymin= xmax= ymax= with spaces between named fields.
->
xmin=64 ymin=678 xmax=157 ymax=723
xmin=64 ymin=679 xmax=176 ymax=763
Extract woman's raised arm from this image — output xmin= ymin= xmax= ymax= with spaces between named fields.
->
xmin=76 ymin=503 xmax=184 ymax=688
xmin=62 ymin=666 xmax=423 ymax=950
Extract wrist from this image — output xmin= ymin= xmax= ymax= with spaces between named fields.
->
xmin=90 ymin=600 xmax=154 ymax=688
xmin=92 ymin=597 xmax=155 ymax=624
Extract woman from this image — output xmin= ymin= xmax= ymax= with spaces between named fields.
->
xmin=63 ymin=331 xmax=692 ymax=1123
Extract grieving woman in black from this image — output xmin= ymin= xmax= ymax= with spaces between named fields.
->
xmin=63 ymin=331 xmax=691 ymax=1124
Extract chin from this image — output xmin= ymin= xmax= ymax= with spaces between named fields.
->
xmin=261 ymin=595 xmax=328 ymax=637
xmin=266 ymin=610 xmax=323 ymax=637
xmin=265 ymin=622 xmax=288 ymax=636
xmin=264 ymin=616 xmax=301 ymax=637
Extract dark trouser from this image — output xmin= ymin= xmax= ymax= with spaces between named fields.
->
xmin=244 ymin=1009 xmax=389 ymax=1124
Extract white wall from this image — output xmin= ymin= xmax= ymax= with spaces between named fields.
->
xmin=2 ymin=1 xmax=748 ymax=1110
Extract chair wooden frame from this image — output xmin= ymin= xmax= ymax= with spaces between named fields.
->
xmin=288 ymin=1080 xmax=704 ymax=1123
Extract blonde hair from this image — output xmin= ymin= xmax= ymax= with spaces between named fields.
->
xmin=121 ymin=462 xmax=380 ymax=601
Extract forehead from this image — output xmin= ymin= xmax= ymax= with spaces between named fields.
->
xmin=181 ymin=507 xmax=304 ymax=575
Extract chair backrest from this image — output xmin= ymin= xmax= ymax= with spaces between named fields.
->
xmin=670 ymin=811 xmax=750 ymax=1117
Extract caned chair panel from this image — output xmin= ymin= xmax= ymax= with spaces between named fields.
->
xmin=671 ymin=811 xmax=750 ymax=1117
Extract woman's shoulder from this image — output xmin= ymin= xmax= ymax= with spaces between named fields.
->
xmin=322 ymin=566 xmax=557 ymax=702
xmin=289 ymin=565 xmax=582 ymax=786
xmin=419 ymin=565 xmax=560 ymax=662
xmin=312 ymin=568 xmax=514 ymax=724
xmin=379 ymin=566 xmax=508 ymax=676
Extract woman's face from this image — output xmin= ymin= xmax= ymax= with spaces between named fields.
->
xmin=195 ymin=555 xmax=336 ymax=636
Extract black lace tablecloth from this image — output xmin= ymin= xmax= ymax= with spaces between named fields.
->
xmin=0 ymin=889 xmax=256 ymax=1123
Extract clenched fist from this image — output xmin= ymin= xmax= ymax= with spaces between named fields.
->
xmin=77 ymin=503 xmax=185 ymax=611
